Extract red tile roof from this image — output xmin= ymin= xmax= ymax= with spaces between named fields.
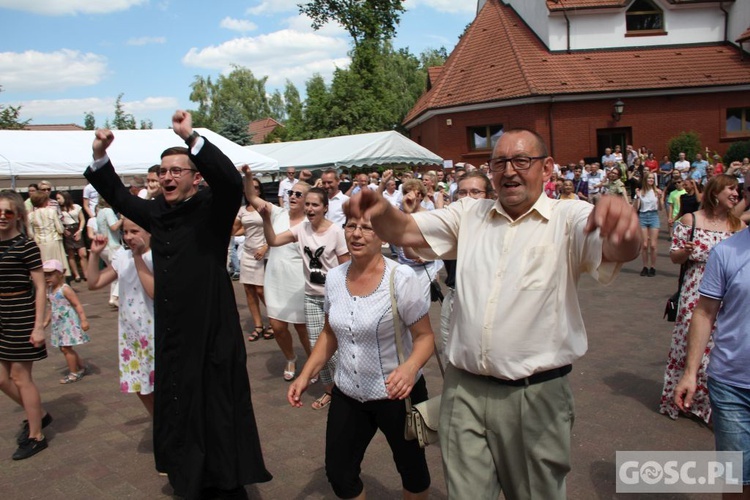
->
xmin=427 ymin=66 xmax=443 ymax=90
xmin=248 ymin=117 xmax=283 ymax=144
xmin=737 ymin=27 xmax=750 ymax=43
xmin=546 ymin=0 xmax=733 ymax=10
xmin=24 ymin=124 xmax=84 ymax=131
xmin=404 ymin=0 xmax=750 ymax=125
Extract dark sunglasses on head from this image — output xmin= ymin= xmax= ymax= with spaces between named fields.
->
xmin=287 ymin=190 xmax=304 ymax=198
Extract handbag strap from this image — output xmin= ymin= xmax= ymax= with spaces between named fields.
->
xmin=389 ymin=266 xmax=416 ymax=415
xmin=676 ymin=214 xmax=697 ymax=290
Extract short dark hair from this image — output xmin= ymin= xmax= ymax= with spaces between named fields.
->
xmin=161 ymin=147 xmax=196 ymax=170
xmin=500 ymin=128 xmax=549 ymax=157
xmin=27 ymin=183 xmax=39 ymax=190
xmin=147 ymin=164 xmax=160 ymax=174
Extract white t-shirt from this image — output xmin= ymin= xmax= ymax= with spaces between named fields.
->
xmin=326 ymin=192 xmax=349 ymax=228
xmin=289 ymin=221 xmax=348 ymax=296
xmin=83 ymin=184 xmax=99 ymax=215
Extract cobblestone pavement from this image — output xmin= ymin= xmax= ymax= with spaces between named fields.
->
xmin=1 ymin=236 xmax=717 ymax=499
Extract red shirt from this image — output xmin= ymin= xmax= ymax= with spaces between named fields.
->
xmin=644 ymin=159 xmax=659 ymax=172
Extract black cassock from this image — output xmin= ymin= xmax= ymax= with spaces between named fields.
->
xmin=85 ymin=138 xmax=272 ymax=498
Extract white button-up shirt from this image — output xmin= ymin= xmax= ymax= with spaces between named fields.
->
xmin=412 ymin=194 xmax=620 ymax=380
xmin=326 ymin=191 xmax=349 ymax=227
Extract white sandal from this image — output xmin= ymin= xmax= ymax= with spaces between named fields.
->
xmin=283 ymin=358 xmax=297 ymax=382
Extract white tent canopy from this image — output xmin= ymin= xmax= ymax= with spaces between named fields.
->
xmin=246 ymin=131 xmax=442 ymax=171
xmin=0 ymin=128 xmax=279 ymax=184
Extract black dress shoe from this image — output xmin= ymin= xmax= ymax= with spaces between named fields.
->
xmin=648 ymin=267 xmax=656 ymax=277
xmin=640 ymin=266 xmax=648 ymax=276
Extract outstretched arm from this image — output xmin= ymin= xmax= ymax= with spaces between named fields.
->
xmin=345 ymin=189 xmax=427 ymax=248
xmin=86 ymin=235 xmax=118 ymax=290
xmin=258 ymin=203 xmax=295 ymax=247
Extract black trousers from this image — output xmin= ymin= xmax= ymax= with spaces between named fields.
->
xmin=325 ymin=377 xmax=431 ymax=499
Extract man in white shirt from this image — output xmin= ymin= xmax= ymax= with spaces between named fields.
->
xmin=82 ymin=183 xmax=99 ymax=218
xmin=321 ymin=168 xmax=349 ymax=227
xmin=278 ymin=167 xmax=298 ymax=208
xmin=347 ymin=128 xmax=641 ymax=500
xmin=586 ymin=162 xmax=606 ymax=204
xmin=674 ymin=152 xmax=691 ymax=180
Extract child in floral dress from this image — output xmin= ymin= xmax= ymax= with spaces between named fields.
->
xmin=43 ymin=259 xmax=90 ymax=384
xmin=87 ymin=219 xmax=155 ymax=415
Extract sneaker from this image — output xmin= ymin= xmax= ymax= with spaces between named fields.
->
xmin=12 ymin=436 xmax=48 ymax=460
xmin=16 ymin=413 xmax=53 ymax=445
xmin=648 ymin=267 xmax=656 ymax=277
xmin=230 ymin=273 xmax=240 ymax=281
xmin=639 ymin=266 xmax=648 ymax=276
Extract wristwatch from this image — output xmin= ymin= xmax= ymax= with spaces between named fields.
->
xmin=185 ymin=130 xmax=200 ymax=147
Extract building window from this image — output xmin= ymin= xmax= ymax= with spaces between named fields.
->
xmin=470 ymin=125 xmax=503 ymax=150
xmin=726 ymin=107 xmax=750 ymax=135
xmin=626 ymin=0 xmax=663 ymax=33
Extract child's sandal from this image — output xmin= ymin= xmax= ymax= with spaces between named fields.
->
xmin=59 ymin=372 xmax=82 ymax=384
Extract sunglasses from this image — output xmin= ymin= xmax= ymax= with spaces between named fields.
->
xmin=287 ymin=190 xmax=304 ymax=198
xmin=0 ymin=209 xmax=15 ymax=219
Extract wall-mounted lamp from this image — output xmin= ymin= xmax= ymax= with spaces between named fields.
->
xmin=612 ymin=99 xmax=625 ymax=122
xmin=446 ymin=119 xmax=452 ymax=126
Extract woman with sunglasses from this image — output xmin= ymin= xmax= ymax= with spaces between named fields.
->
xmin=242 ymin=167 xmax=313 ymax=381
xmin=233 ymin=176 xmax=271 ymax=342
xmin=0 ymin=191 xmax=51 ymax=460
xmin=260 ymin=186 xmax=349 ymax=409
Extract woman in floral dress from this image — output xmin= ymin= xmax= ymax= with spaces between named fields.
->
xmin=659 ymin=175 xmax=745 ymax=423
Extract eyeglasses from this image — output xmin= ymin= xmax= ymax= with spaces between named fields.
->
xmin=456 ymin=189 xmax=486 ymax=197
xmin=344 ymin=223 xmax=375 ymax=236
xmin=0 ymin=209 xmax=15 ymax=219
xmin=488 ymin=156 xmax=546 ymax=173
xmin=158 ymin=167 xmax=197 ymax=178
xmin=287 ymin=190 xmax=304 ymax=198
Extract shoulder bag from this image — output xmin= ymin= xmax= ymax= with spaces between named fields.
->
xmin=664 ymin=215 xmax=696 ymax=321
xmin=391 ymin=267 xmax=444 ymax=448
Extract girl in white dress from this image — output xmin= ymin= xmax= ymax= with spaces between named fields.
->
xmin=86 ymin=219 xmax=155 ymax=415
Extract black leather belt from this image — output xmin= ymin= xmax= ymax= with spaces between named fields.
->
xmin=488 ymin=364 xmax=572 ymax=387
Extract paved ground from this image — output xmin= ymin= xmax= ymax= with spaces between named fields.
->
xmin=1 ymin=230 xmax=719 ymax=499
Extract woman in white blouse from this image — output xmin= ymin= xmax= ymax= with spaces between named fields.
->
xmin=287 ymin=215 xmax=435 ymax=500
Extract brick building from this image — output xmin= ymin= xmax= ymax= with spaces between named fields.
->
xmin=404 ymin=0 xmax=750 ymax=165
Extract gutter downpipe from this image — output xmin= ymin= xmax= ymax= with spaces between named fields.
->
xmin=548 ymin=96 xmax=556 ymax=158
xmin=557 ymin=0 xmax=571 ymax=54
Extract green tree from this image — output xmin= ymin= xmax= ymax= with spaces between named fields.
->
xmin=724 ymin=140 xmax=750 ymax=164
xmin=139 ymin=119 xmax=153 ymax=130
xmin=302 ymin=74 xmax=332 ymax=138
xmin=300 ymin=0 xmax=405 ymax=47
xmin=268 ymin=89 xmax=286 ymax=122
xmin=217 ymin=103 xmax=252 ymax=145
xmin=189 ymin=75 xmax=215 ymax=129
xmin=83 ymin=111 xmax=96 ymax=130
xmin=0 ymin=85 xmax=30 ymax=129
xmin=112 ymin=93 xmax=137 ymax=130
xmin=666 ymin=131 xmax=702 ymax=164
xmin=283 ymin=80 xmax=304 ymax=140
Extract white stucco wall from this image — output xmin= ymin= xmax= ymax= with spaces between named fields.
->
xmin=498 ymin=0 xmax=748 ymax=52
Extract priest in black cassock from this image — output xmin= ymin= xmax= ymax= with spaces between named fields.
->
xmin=85 ymin=111 xmax=272 ymax=499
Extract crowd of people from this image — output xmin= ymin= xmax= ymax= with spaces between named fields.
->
xmin=1 ymin=118 xmax=749 ymax=498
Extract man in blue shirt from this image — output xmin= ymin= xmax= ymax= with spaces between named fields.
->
xmin=601 ymin=147 xmax=617 ymax=166
xmin=675 ymin=227 xmax=750 ymax=495
xmin=691 ymin=153 xmax=709 ymax=182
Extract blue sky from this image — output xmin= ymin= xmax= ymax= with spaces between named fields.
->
xmin=0 ymin=0 xmax=476 ymax=129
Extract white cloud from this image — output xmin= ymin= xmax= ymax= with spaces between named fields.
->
xmin=126 ymin=36 xmax=167 ymax=46
xmin=220 ymin=17 xmax=258 ymax=33
xmin=182 ymin=30 xmax=351 ymax=88
xmin=406 ymin=0 xmax=476 ymax=14
xmin=246 ymin=0 xmax=299 ymax=16
xmin=8 ymin=96 xmax=179 ymax=121
xmin=0 ymin=50 xmax=108 ymax=92
xmin=0 ymin=0 xmax=147 ymax=15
